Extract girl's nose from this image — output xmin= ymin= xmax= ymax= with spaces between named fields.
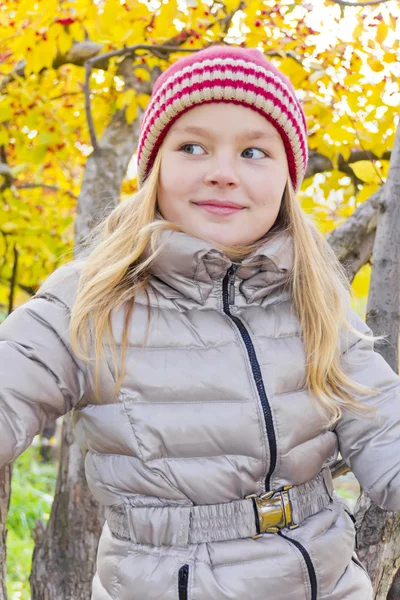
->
xmin=204 ymin=158 xmax=240 ymax=188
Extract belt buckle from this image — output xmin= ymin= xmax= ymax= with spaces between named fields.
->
xmin=245 ymin=486 xmax=298 ymax=539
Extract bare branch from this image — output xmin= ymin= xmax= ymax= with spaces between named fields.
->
xmin=8 ymin=244 xmax=18 ymax=315
xmin=86 ymin=42 xmax=200 ymax=69
xmin=84 ymin=42 xmax=201 ymax=153
xmin=49 ymin=91 xmax=83 ymax=101
xmin=84 ymin=62 xmax=100 ymax=153
xmin=0 ymin=163 xmax=14 ymax=191
xmin=331 ymin=459 xmax=351 ymax=479
xmin=14 ymin=183 xmax=78 ymax=199
xmin=329 ymin=0 xmax=392 ymax=5
xmin=0 ymin=174 xmax=78 ymax=198
xmin=324 ymin=183 xmax=384 ymax=285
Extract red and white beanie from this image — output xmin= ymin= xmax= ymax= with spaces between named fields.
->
xmin=137 ymin=45 xmax=308 ymax=193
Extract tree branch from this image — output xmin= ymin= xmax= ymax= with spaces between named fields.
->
xmin=8 ymin=244 xmax=18 ymax=315
xmin=329 ymin=0 xmax=392 ymax=5
xmin=14 ymin=183 xmax=78 ymax=199
xmin=327 ymin=185 xmax=383 ymax=277
xmin=84 ymin=42 xmax=201 ymax=152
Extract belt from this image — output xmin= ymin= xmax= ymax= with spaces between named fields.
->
xmin=105 ymin=468 xmax=334 ymax=547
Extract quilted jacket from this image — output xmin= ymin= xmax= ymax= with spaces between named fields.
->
xmin=2 ymin=227 xmax=400 ymax=600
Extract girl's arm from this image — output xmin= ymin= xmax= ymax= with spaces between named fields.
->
xmin=335 ymin=308 xmax=400 ymax=511
xmin=0 ymin=264 xmax=86 ymax=469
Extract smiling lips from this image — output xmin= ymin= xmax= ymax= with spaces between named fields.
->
xmin=193 ymin=200 xmax=245 ymax=216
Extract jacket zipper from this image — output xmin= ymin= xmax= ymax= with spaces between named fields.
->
xmin=224 ymin=266 xmax=318 ymax=600
xmin=178 ymin=564 xmax=189 ymax=600
xmin=223 ymin=264 xmax=277 ymax=491
xmin=279 ymin=532 xmax=317 ymax=600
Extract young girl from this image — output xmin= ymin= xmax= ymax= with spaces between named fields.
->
xmin=1 ymin=44 xmax=399 ymax=600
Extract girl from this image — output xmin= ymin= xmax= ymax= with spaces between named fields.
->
xmin=1 ymin=44 xmax=400 ymax=600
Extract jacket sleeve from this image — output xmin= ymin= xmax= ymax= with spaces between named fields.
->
xmin=0 ymin=262 xmax=87 ymax=469
xmin=335 ymin=307 xmax=400 ymax=511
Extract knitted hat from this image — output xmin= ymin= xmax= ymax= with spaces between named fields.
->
xmin=137 ymin=45 xmax=308 ymax=193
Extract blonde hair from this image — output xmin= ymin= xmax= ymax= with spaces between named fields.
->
xmin=69 ymin=146 xmax=380 ymax=427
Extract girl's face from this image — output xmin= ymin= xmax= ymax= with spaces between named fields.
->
xmin=156 ymin=103 xmax=289 ymax=247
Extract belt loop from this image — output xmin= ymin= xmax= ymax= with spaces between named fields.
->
xmin=177 ymin=506 xmax=191 ymax=547
xmin=322 ymin=467 xmax=334 ymax=498
xmin=126 ymin=504 xmax=138 ymax=543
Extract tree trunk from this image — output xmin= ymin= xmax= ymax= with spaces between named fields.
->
xmin=354 ymin=121 xmax=400 ymax=599
xmin=30 ymin=415 xmax=103 ymax=599
xmin=0 ymin=465 xmax=11 ymax=600
xmin=29 ymin=106 xmax=143 ymax=599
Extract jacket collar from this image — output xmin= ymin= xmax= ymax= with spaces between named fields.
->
xmin=144 ymin=227 xmax=294 ymax=305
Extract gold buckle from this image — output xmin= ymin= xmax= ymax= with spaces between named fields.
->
xmin=245 ymin=486 xmax=298 ymax=539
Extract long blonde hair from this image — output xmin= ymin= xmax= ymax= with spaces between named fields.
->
xmin=69 ymin=146 xmax=380 ymax=426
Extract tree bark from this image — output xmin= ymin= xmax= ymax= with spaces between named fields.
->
xmin=353 ymin=120 xmax=400 ymax=599
xmin=29 ymin=106 xmax=143 ymax=599
xmin=0 ymin=465 xmax=11 ymax=600
xmin=30 ymin=416 xmax=103 ymax=600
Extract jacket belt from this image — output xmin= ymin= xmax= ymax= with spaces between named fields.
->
xmin=105 ymin=468 xmax=334 ymax=547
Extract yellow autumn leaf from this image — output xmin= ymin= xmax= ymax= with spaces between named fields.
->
xmin=325 ymin=123 xmax=355 ymax=145
xmin=0 ymin=97 xmax=13 ymax=122
xmin=367 ymin=57 xmax=384 ymax=72
xmin=58 ymin=30 xmax=73 ymax=55
xmin=15 ymin=0 xmax=38 ymax=20
xmin=376 ymin=21 xmax=388 ymax=45
xmin=69 ymin=22 xmax=85 ymax=42
xmin=126 ymin=97 xmax=138 ymax=124
xmin=137 ymin=94 xmax=150 ymax=110
xmin=352 ymin=22 xmax=364 ymax=41
xmin=377 ymin=160 xmax=390 ymax=180
xmin=351 ymin=160 xmax=382 ymax=184
xmin=116 ymin=89 xmax=136 ymax=110
xmin=0 ymin=128 xmax=9 ymax=145
xmin=134 ymin=67 xmax=150 ymax=82
xmin=383 ymin=52 xmax=397 ymax=64
xmin=344 ymin=73 xmax=360 ymax=87
xmin=355 ymin=182 xmax=380 ymax=204
xmin=278 ymin=58 xmax=308 ymax=87
xmin=351 ymin=263 xmax=371 ymax=299
xmin=347 ymin=92 xmax=360 ymax=113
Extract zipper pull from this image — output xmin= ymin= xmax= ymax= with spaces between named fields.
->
xmin=228 ymin=265 xmax=238 ymax=305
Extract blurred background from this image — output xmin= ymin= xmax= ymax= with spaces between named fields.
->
xmin=1 ymin=0 xmax=399 ymax=597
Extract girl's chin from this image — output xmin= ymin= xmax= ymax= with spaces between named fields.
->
xmin=192 ymin=227 xmax=248 ymax=248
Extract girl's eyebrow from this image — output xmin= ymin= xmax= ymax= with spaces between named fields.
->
xmin=172 ymin=125 xmax=280 ymax=141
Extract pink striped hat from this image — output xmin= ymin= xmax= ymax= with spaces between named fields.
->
xmin=137 ymin=45 xmax=308 ymax=193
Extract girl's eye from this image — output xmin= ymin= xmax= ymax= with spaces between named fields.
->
xmin=179 ymin=143 xmax=205 ymax=155
xmin=179 ymin=144 xmax=269 ymax=159
xmin=242 ymin=147 xmax=269 ymax=159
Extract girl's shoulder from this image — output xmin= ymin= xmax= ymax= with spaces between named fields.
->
xmin=34 ymin=259 xmax=85 ymax=313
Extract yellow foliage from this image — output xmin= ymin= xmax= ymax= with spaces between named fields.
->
xmin=367 ymin=57 xmax=385 ymax=72
xmin=126 ymin=97 xmax=139 ymax=124
xmin=134 ymin=67 xmax=150 ymax=82
xmin=376 ymin=21 xmax=388 ymax=45
xmin=351 ymin=160 xmax=382 ymax=185
xmin=116 ymin=89 xmax=136 ymax=110
xmin=355 ymin=182 xmax=380 ymax=204
xmin=0 ymin=0 xmax=398 ymax=303
xmin=351 ymin=263 xmax=371 ymax=299
xmin=137 ymin=94 xmax=150 ymax=109
xmin=278 ymin=58 xmax=309 ymax=87
xmin=0 ymin=97 xmax=13 ymax=122
xmin=151 ymin=0 xmax=181 ymax=41
xmin=325 ymin=122 xmax=355 ymax=145
xmin=0 ymin=127 xmax=9 ymax=145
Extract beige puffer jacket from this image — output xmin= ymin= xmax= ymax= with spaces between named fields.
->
xmin=1 ymin=228 xmax=400 ymax=600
